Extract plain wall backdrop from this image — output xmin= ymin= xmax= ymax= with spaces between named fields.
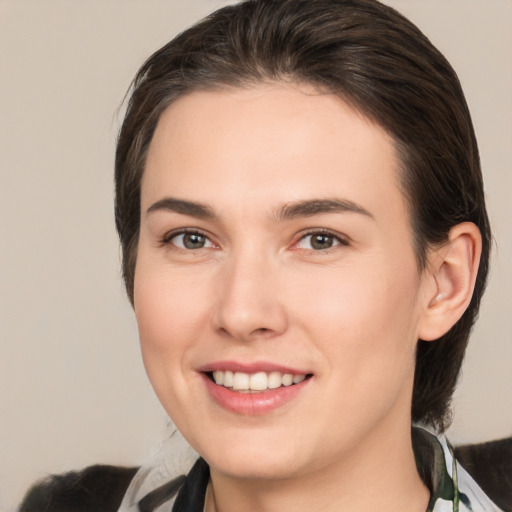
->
xmin=1 ymin=1 xmax=511 ymax=510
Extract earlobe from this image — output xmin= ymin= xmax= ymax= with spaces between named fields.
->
xmin=418 ymin=222 xmax=482 ymax=342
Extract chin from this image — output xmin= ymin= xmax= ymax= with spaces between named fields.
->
xmin=208 ymin=449 xmax=304 ymax=481
xmin=190 ymin=426 xmax=308 ymax=480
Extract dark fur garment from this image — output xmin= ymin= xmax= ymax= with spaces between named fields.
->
xmin=18 ymin=465 xmax=138 ymax=512
xmin=454 ymin=437 xmax=512 ymax=511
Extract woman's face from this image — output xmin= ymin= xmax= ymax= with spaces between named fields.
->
xmin=135 ymin=84 xmax=432 ymax=479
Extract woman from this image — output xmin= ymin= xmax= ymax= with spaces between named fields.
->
xmin=19 ymin=0 xmax=510 ymax=510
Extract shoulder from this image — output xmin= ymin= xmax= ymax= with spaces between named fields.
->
xmin=18 ymin=464 xmax=139 ymax=512
xmin=412 ymin=426 xmax=512 ymax=511
xmin=455 ymin=437 xmax=512 ymax=512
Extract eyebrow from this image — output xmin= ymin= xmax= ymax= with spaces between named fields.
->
xmin=146 ymin=197 xmax=217 ymax=219
xmin=146 ymin=196 xmax=374 ymax=222
xmin=274 ymin=198 xmax=374 ymax=222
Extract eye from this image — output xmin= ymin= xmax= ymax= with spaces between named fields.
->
xmin=166 ymin=231 xmax=214 ymax=250
xmin=296 ymin=231 xmax=346 ymax=251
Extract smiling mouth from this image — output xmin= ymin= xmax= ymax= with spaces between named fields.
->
xmin=205 ymin=370 xmax=313 ymax=393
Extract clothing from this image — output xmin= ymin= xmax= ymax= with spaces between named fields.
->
xmin=116 ymin=426 xmax=504 ymax=512
xmin=18 ymin=424 xmax=508 ymax=511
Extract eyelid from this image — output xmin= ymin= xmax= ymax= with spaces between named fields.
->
xmin=158 ymin=227 xmax=348 ymax=252
xmin=160 ymin=228 xmax=217 ymax=249
xmin=293 ymin=228 xmax=350 ymax=251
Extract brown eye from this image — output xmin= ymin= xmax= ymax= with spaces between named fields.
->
xmin=169 ymin=232 xmax=213 ymax=250
xmin=296 ymin=232 xmax=345 ymax=251
xmin=311 ymin=234 xmax=334 ymax=250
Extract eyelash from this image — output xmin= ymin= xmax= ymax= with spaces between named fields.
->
xmin=160 ymin=228 xmax=349 ymax=252
xmin=294 ymin=229 xmax=349 ymax=252
xmin=160 ymin=229 xmax=215 ymax=250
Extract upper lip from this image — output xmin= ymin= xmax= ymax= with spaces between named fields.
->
xmin=197 ymin=360 xmax=311 ymax=375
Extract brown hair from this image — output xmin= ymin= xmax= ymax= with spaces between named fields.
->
xmin=115 ymin=0 xmax=491 ymax=430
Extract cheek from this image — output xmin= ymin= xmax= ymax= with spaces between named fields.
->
xmin=135 ymin=261 xmax=210 ymax=340
xmin=289 ymin=253 xmax=422 ymax=378
xmin=296 ymin=261 xmax=419 ymax=331
xmin=133 ymin=262 xmax=212 ymax=392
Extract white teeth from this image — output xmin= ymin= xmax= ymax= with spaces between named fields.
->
xmin=249 ymin=372 xmax=268 ymax=391
xmin=210 ymin=370 xmax=308 ymax=391
xmin=282 ymin=373 xmax=293 ymax=386
xmin=268 ymin=371 xmax=282 ymax=389
xmin=213 ymin=370 xmax=223 ymax=385
xmin=223 ymin=371 xmax=234 ymax=387
xmin=232 ymin=372 xmax=250 ymax=390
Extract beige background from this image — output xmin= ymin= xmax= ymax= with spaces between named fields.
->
xmin=1 ymin=1 xmax=511 ymax=510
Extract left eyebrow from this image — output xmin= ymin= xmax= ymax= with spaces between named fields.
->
xmin=146 ymin=197 xmax=217 ymax=220
xmin=273 ymin=198 xmax=374 ymax=222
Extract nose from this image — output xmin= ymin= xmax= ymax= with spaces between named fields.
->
xmin=212 ymin=253 xmax=288 ymax=342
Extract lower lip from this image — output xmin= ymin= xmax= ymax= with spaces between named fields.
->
xmin=201 ymin=373 xmax=311 ymax=416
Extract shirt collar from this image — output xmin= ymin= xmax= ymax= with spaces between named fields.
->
xmin=413 ymin=425 xmax=503 ymax=512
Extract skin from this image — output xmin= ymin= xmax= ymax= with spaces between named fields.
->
xmin=134 ymin=83 xmax=478 ymax=512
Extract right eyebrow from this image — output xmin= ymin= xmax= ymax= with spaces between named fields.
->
xmin=146 ymin=197 xmax=217 ymax=220
xmin=273 ymin=198 xmax=374 ymax=222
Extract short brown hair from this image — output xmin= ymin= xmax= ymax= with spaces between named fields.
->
xmin=115 ymin=0 xmax=491 ymax=430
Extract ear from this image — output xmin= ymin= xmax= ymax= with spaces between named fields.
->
xmin=418 ymin=222 xmax=482 ymax=341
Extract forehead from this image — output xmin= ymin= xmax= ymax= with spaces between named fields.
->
xmin=142 ymin=83 xmax=408 ymax=227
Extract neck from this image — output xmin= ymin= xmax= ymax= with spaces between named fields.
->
xmin=204 ymin=420 xmax=430 ymax=512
